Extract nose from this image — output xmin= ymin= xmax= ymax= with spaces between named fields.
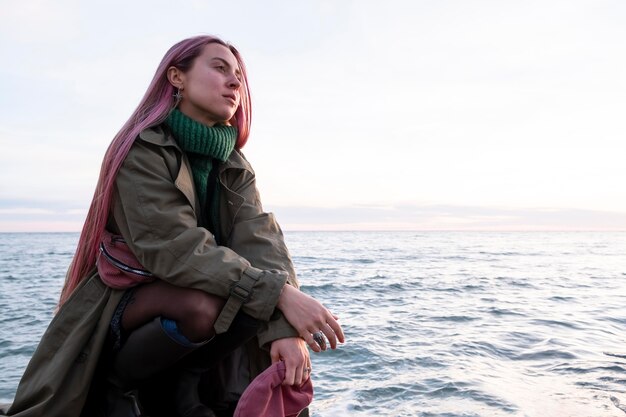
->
xmin=228 ymin=74 xmax=241 ymax=90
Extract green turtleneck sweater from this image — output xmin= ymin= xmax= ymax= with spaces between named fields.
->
xmin=164 ymin=109 xmax=237 ymax=239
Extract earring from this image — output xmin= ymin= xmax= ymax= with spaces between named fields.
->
xmin=173 ymin=87 xmax=183 ymax=103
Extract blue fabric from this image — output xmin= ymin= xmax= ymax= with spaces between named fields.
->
xmin=160 ymin=317 xmax=194 ymax=347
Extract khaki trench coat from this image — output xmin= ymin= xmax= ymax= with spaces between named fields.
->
xmin=1 ymin=125 xmax=300 ymax=416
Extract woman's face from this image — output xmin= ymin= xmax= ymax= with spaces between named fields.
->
xmin=175 ymin=43 xmax=242 ymax=126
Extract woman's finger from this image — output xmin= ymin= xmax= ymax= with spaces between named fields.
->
xmin=293 ymin=364 xmax=304 ymax=386
xmin=326 ymin=315 xmax=345 ymax=344
xmin=283 ymin=353 xmax=306 ymax=386
xmin=312 ymin=330 xmax=328 ymax=351
xmin=321 ymin=323 xmax=338 ymax=350
xmin=283 ymin=361 xmax=296 ymax=386
xmin=302 ymin=347 xmax=312 ymax=385
xmin=270 ymin=348 xmax=280 ymax=363
xmin=302 ymin=332 xmax=321 ymax=353
xmin=301 ymin=364 xmax=311 ymax=385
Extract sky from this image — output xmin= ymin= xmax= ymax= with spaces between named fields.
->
xmin=1 ymin=0 xmax=625 ymax=231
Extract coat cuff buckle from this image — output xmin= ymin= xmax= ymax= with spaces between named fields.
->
xmin=213 ymin=268 xmax=262 ymax=334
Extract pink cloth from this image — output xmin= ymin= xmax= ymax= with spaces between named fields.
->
xmin=97 ymin=230 xmax=155 ymax=289
xmin=234 ymin=361 xmax=314 ymax=417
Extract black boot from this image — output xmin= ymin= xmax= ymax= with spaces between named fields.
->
xmin=106 ymin=317 xmax=211 ymax=416
xmin=173 ymin=312 xmax=260 ymax=417
xmin=104 ymin=387 xmax=144 ymax=417
xmin=172 ymin=370 xmax=217 ymax=417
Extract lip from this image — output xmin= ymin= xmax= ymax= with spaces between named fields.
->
xmin=223 ymin=94 xmax=238 ymax=105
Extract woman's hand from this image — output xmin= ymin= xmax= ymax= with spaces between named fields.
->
xmin=270 ymin=337 xmax=311 ymax=385
xmin=277 ymin=284 xmax=345 ymax=353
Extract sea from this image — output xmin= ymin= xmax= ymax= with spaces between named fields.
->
xmin=1 ymin=231 xmax=626 ymax=417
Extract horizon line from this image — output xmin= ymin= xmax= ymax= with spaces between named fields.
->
xmin=1 ymin=228 xmax=625 ymax=233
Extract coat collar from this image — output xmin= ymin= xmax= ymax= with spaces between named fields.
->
xmin=138 ymin=124 xmax=248 ymax=235
xmin=138 ymin=125 xmax=249 ymax=171
xmin=138 ymin=125 xmax=174 ymax=147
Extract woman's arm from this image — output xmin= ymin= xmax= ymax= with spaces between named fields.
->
xmin=111 ymin=139 xmax=287 ymax=331
xmin=222 ymin=152 xmax=344 ymax=359
xmin=219 ymin=151 xmax=302 ymax=346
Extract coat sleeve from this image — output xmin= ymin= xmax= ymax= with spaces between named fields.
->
xmin=221 ymin=152 xmax=300 ymax=347
xmin=111 ymin=140 xmax=287 ymax=327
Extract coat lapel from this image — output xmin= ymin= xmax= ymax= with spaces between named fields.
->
xmin=175 ymin=153 xmax=200 ymax=216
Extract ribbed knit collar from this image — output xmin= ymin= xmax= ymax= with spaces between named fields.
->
xmin=164 ymin=109 xmax=237 ymax=162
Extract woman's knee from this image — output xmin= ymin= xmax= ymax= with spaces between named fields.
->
xmin=176 ymin=290 xmax=225 ymax=341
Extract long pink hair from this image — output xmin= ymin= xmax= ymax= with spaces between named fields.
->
xmin=58 ymin=35 xmax=252 ymax=307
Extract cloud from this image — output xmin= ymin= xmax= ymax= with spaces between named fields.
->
xmin=1 ymin=198 xmax=623 ymax=232
xmin=0 ymin=199 xmax=87 ymax=232
xmin=0 ymin=208 xmax=56 ymax=215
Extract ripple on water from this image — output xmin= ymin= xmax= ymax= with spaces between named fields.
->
xmin=513 ymin=348 xmax=577 ymax=361
xmin=452 ymin=341 xmax=517 ymax=360
xmin=433 ymin=385 xmax=516 ymax=411
xmin=530 ymin=318 xmax=583 ymax=330
xmin=604 ymin=352 xmax=626 ymax=360
xmin=487 ymin=307 xmax=525 ymax=317
xmin=549 ymin=295 xmax=577 ymax=302
xmin=431 ymin=315 xmax=479 ymax=323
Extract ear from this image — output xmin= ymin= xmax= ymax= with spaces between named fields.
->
xmin=167 ymin=66 xmax=185 ymax=89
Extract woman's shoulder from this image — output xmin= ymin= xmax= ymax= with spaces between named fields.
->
xmin=121 ymin=124 xmax=182 ymax=177
xmin=137 ymin=124 xmax=178 ymax=148
xmin=223 ymin=148 xmax=254 ymax=174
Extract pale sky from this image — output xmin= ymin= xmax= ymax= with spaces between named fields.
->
xmin=1 ymin=0 xmax=625 ymax=231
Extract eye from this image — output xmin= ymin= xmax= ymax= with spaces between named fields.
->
xmin=215 ymin=65 xmax=226 ymax=73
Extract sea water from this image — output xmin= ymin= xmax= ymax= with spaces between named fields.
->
xmin=1 ymin=231 xmax=625 ymax=416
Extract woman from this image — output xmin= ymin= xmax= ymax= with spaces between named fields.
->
xmin=1 ymin=35 xmax=344 ymax=417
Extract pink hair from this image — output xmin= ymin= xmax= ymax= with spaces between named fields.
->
xmin=58 ymin=35 xmax=252 ymax=307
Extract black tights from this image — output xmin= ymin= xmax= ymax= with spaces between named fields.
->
xmin=121 ymin=280 xmax=225 ymax=343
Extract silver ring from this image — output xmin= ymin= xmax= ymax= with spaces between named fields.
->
xmin=313 ymin=331 xmax=327 ymax=350
xmin=304 ymin=367 xmax=311 ymax=373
